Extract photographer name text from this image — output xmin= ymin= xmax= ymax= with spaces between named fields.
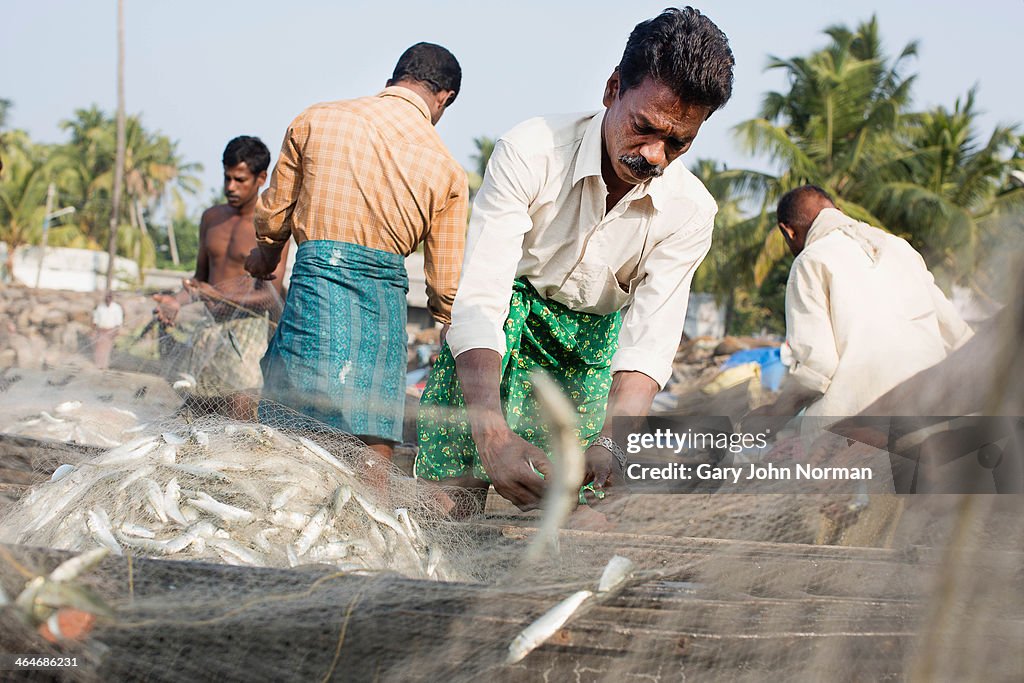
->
xmin=625 ymin=462 xmax=873 ymax=483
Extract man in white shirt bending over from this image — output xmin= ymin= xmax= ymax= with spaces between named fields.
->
xmin=92 ymin=291 xmax=124 ymax=370
xmin=416 ymin=7 xmax=736 ymax=512
xmin=762 ymin=185 xmax=974 ymax=419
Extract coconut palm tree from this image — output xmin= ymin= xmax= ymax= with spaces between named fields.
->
xmin=0 ymin=132 xmax=60 ymax=278
xmin=867 ymin=90 xmax=1023 ymax=288
xmin=690 ymin=159 xmax=773 ymax=330
xmin=54 ymin=108 xmax=201 ymax=272
xmin=729 ymin=17 xmax=918 ymax=283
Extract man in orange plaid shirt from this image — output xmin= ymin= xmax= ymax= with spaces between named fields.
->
xmin=246 ymin=43 xmax=468 ymax=462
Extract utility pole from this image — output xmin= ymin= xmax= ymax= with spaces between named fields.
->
xmin=166 ymin=191 xmax=180 ymax=266
xmin=105 ymin=0 xmax=126 ymax=294
xmin=34 ymin=183 xmax=75 ymax=289
xmin=35 ymin=184 xmax=55 ymax=289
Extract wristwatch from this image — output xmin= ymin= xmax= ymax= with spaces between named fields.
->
xmin=592 ymin=435 xmax=628 ymax=472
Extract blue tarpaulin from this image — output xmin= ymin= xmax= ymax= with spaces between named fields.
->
xmin=721 ymin=347 xmax=786 ymax=391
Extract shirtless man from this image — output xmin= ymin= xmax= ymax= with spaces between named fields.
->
xmin=154 ymin=136 xmax=289 ymax=420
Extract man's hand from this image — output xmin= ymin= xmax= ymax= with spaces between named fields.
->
xmin=476 ymin=426 xmax=553 ymax=510
xmin=245 ymin=246 xmax=282 ymax=280
xmin=151 ymin=293 xmax=181 ymax=326
xmin=182 ymin=278 xmax=220 ymax=300
xmin=583 ymin=443 xmax=617 ymax=490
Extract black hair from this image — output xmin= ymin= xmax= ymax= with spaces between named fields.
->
xmin=777 ymin=185 xmax=835 ymax=231
xmin=391 ymin=42 xmax=462 ymax=106
xmin=618 ymin=7 xmax=735 ymax=113
xmin=222 ymin=136 xmax=270 ymax=175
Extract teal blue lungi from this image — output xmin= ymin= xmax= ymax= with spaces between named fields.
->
xmin=259 ymin=240 xmax=408 ymax=442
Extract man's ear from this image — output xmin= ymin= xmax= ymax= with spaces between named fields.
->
xmin=257 ymin=170 xmax=267 ymax=187
xmin=602 ymin=69 xmax=621 ymax=108
xmin=435 ymin=89 xmax=455 ymax=111
xmin=778 ymin=223 xmax=795 ymax=241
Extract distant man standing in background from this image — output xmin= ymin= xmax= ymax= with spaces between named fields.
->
xmin=153 ymin=135 xmax=288 ymax=420
xmin=92 ymin=291 xmax=123 ymax=370
xmin=246 ymin=43 xmax=468 ymax=463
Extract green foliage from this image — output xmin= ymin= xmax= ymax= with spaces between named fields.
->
xmin=0 ymin=104 xmax=202 ymax=281
xmin=467 ymin=135 xmax=496 ymax=202
xmin=0 ymin=131 xmax=69 ymax=276
xmin=725 ymin=15 xmax=1022 ymax=305
xmin=52 ymin=106 xmax=202 ymax=272
xmin=152 ymin=213 xmax=200 ymax=272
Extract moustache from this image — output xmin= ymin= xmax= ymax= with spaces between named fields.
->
xmin=619 ymin=154 xmax=663 ymax=180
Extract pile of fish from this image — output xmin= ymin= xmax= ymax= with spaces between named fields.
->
xmin=4 ymin=400 xmax=138 ymax=447
xmin=0 ymin=423 xmax=452 ymax=580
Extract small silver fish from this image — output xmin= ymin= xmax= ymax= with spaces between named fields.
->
xmin=187 ymin=492 xmax=254 ymax=524
xmin=119 ymin=523 xmax=156 ymax=539
xmin=271 ymin=510 xmax=309 ymax=530
xmin=162 ymin=432 xmax=187 ymax=446
xmin=207 ymin=538 xmax=264 ymax=566
xmin=164 ymin=478 xmax=188 ymax=526
xmin=597 ymin=555 xmax=634 ymax=594
xmin=141 ymin=478 xmax=169 ymax=523
xmin=50 ymin=464 xmax=76 ymax=482
xmin=307 ymin=542 xmax=356 ymax=563
xmin=48 ymin=547 xmax=110 ymax=583
xmin=298 ymin=437 xmax=355 ymax=477
xmin=394 ymin=508 xmax=418 ymax=540
xmin=354 ymin=493 xmax=407 ymax=539
xmin=86 ymin=508 xmax=123 ymax=556
xmin=294 ymin=507 xmax=329 ymax=556
xmin=117 ymin=465 xmax=155 ymax=491
xmin=506 ymin=590 xmax=593 ymax=664
xmin=94 ymin=436 xmax=160 ymax=466
xmin=270 ymin=485 xmax=301 ymax=511
xmin=253 ymin=527 xmax=281 ymax=553
xmin=333 ymin=484 xmax=353 ymax=513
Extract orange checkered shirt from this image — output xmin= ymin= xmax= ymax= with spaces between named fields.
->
xmin=254 ymin=86 xmax=468 ymax=323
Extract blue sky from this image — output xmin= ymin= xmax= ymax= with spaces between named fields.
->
xmin=3 ymin=0 xmax=1022 ymax=210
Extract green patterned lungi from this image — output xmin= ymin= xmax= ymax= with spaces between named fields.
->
xmin=185 ymin=314 xmax=270 ymax=397
xmin=416 ymin=278 xmax=621 ymax=481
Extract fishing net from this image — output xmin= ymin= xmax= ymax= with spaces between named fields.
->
xmin=1 ymin=263 xmax=1023 ymax=681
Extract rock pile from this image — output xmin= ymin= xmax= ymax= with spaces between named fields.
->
xmin=0 ymin=285 xmax=152 ymax=369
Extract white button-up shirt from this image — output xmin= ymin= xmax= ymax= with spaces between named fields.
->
xmin=446 ymin=110 xmax=717 ymax=387
xmin=92 ymin=301 xmax=124 ymax=330
xmin=786 ymin=208 xmax=974 ymax=416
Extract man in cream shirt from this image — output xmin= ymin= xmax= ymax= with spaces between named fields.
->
xmin=416 ymin=7 xmax=736 ymax=512
xmin=762 ymin=185 xmax=973 ymax=419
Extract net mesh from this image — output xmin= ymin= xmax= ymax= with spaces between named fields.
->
xmin=1 ymin=269 xmax=1022 ymax=681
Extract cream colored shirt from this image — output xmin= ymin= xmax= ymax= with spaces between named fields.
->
xmin=446 ymin=111 xmax=717 ymax=387
xmin=785 ymin=208 xmax=974 ymax=417
xmin=92 ymin=301 xmax=123 ymax=330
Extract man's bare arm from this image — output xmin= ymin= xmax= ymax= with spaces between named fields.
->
xmin=153 ymin=216 xmax=209 ymax=324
